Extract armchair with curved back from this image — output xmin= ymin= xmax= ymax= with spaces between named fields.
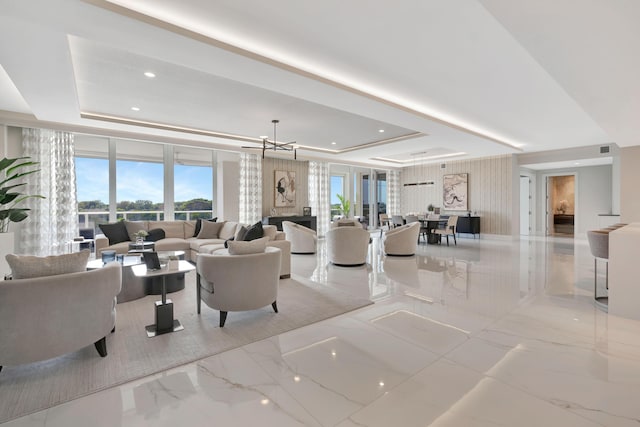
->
xmin=326 ymin=226 xmax=370 ymax=266
xmin=0 ymin=262 xmax=122 ymax=372
xmin=282 ymin=220 xmax=317 ymax=254
xmin=196 ymin=245 xmax=282 ymax=327
xmin=383 ymin=222 xmax=421 ymax=256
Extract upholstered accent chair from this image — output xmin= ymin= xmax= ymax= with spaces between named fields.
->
xmin=0 ymin=262 xmax=122 ymax=372
xmin=383 ymin=222 xmax=421 ymax=256
xmin=326 ymin=226 xmax=370 ymax=266
xmin=282 ymin=221 xmax=317 ymax=254
xmin=196 ymin=245 xmax=282 ymax=327
xmin=435 ymin=215 xmax=458 ymax=246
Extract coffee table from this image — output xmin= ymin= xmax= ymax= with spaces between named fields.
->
xmin=131 ymin=260 xmax=195 ymax=337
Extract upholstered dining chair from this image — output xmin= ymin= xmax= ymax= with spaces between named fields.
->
xmin=391 ymin=215 xmax=404 ymax=229
xmin=435 ymin=215 xmax=458 ymax=246
xmin=379 ymin=213 xmax=391 ymax=236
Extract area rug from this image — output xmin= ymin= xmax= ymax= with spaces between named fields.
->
xmin=0 ymin=273 xmax=372 ymax=423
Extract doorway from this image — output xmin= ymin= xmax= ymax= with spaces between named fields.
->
xmin=546 ymin=175 xmax=575 ymax=236
xmin=520 ymin=176 xmax=531 ymax=235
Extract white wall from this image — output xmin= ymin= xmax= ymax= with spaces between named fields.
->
xmin=534 ymin=165 xmax=612 ymax=236
xmin=620 ymin=146 xmax=640 ymax=223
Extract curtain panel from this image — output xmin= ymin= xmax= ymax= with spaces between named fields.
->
xmin=239 ymin=153 xmax=262 ymax=225
xmin=308 ymin=161 xmax=330 ymax=237
xmin=387 ymin=169 xmax=401 ymax=215
xmin=21 ymin=128 xmax=77 ymax=256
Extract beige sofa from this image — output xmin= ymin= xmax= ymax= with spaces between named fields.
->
xmin=96 ymin=220 xmax=291 ymax=278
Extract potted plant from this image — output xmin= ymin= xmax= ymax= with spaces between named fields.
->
xmin=0 ymin=157 xmax=43 ymax=275
xmin=134 ymin=230 xmax=149 ymax=246
xmin=427 ymin=203 xmax=435 ymax=213
xmin=336 ymin=194 xmax=351 ymax=218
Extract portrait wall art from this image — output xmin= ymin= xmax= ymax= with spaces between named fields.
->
xmin=443 ymin=173 xmax=468 ymax=210
xmin=274 ymin=170 xmax=296 ymax=207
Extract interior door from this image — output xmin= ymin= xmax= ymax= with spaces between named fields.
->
xmin=520 ymin=176 xmax=530 ymax=235
xmin=545 ymin=176 xmax=553 ymax=236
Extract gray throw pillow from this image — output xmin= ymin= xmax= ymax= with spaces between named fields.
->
xmin=243 ymin=221 xmax=264 ymax=241
xmin=99 ymin=222 xmax=130 ymax=244
xmin=6 ymin=250 xmax=91 ymax=279
xmin=197 ymin=220 xmax=224 ymax=239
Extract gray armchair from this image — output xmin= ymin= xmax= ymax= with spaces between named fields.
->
xmin=0 ymin=263 xmax=122 ymax=371
xmin=196 ymin=246 xmax=282 ymax=327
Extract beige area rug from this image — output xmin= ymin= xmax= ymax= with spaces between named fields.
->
xmin=0 ymin=272 xmax=372 ymax=423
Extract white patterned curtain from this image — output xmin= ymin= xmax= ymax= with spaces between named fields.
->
xmin=239 ymin=153 xmax=262 ymax=224
xmin=21 ymin=128 xmax=77 ymax=256
xmin=308 ymin=161 xmax=330 ymax=237
xmin=387 ymin=169 xmax=401 ymax=215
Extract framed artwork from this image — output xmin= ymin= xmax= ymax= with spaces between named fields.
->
xmin=303 ymin=207 xmax=312 ymax=216
xmin=443 ymin=173 xmax=468 ymax=210
xmin=275 ymin=170 xmax=296 ymax=207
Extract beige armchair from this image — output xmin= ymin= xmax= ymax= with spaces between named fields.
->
xmin=282 ymin=221 xmax=317 ymax=254
xmin=383 ymin=222 xmax=421 ymax=256
xmin=326 ymin=226 xmax=370 ymax=266
xmin=435 ymin=215 xmax=458 ymax=245
xmin=196 ymin=246 xmax=282 ymax=327
xmin=0 ymin=263 xmax=122 ymax=371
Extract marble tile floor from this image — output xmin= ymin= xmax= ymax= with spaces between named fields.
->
xmin=5 ymin=235 xmax=640 ymax=426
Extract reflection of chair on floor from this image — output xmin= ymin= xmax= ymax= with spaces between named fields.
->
xmin=282 ymin=221 xmax=317 ymax=254
xmin=196 ymin=246 xmax=282 ymax=326
xmin=383 ymin=256 xmax=419 ymax=287
xmin=383 ymin=222 xmax=420 ymax=256
xmin=379 ymin=213 xmax=391 ymax=236
xmin=435 ymin=215 xmax=458 ymax=246
xmin=587 ymin=229 xmax=610 ymax=310
xmin=327 ymin=226 xmax=370 ymax=266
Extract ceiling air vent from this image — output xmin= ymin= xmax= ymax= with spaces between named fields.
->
xmin=440 ymin=163 xmax=446 ymax=169
xmin=600 ymin=146 xmax=610 ymax=154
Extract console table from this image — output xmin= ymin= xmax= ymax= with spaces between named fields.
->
xmin=263 ymin=215 xmax=317 ymax=231
xmin=456 ymin=216 xmax=481 ymax=238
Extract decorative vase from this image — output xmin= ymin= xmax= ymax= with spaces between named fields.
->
xmin=136 ymin=236 xmax=144 ymax=248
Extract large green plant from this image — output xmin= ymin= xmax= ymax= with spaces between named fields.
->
xmin=0 ymin=157 xmax=44 ymax=233
xmin=336 ymin=193 xmax=351 ymax=218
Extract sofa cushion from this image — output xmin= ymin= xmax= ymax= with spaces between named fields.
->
xmin=218 ymin=221 xmax=238 ymax=240
xmin=124 ymin=220 xmax=148 ymax=241
xmin=99 ymin=222 xmax=130 ymax=245
xmin=188 ymin=237 xmax=225 ymax=250
xmin=6 ymin=250 xmax=91 ymax=279
xmin=243 ymin=221 xmax=264 ymax=241
xmin=147 ymin=228 xmax=166 ymax=242
xmin=153 ymin=238 xmax=190 ymax=253
xmin=193 ymin=218 xmax=217 ymax=237
xmin=184 ymin=220 xmax=197 ymax=238
xmin=197 ymin=220 xmax=224 ymax=239
xmin=226 ymin=237 xmax=268 ymax=255
xmin=235 ymin=225 xmax=248 ymax=241
xmin=148 ymin=221 xmax=184 ymax=239
xmin=263 ymin=225 xmax=277 ymax=241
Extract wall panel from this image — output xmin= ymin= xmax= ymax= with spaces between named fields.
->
xmin=261 ymin=157 xmax=309 ymax=217
xmin=401 ymin=155 xmax=513 ymax=236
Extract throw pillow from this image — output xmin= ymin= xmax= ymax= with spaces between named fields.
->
xmin=193 ymin=217 xmax=218 ymax=237
xmin=235 ymin=225 xmax=248 ymax=242
xmin=242 ymin=221 xmax=264 ymax=241
xmin=124 ymin=220 xmax=147 ymax=242
xmin=6 ymin=250 xmax=91 ymax=279
xmin=147 ymin=228 xmax=166 ymax=242
xmin=197 ymin=220 xmax=224 ymax=239
xmin=227 ymin=237 xmax=268 ymax=255
xmin=99 ymin=221 xmax=130 ymax=245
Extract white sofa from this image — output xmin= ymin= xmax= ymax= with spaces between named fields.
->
xmin=196 ymin=246 xmax=281 ymax=327
xmin=326 ymin=226 xmax=370 ymax=266
xmin=0 ymin=263 xmax=122 ymax=370
xmin=383 ymin=222 xmax=421 ymax=256
xmin=96 ymin=220 xmax=291 ymax=278
xmin=282 ymin=220 xmax=317 ymax=254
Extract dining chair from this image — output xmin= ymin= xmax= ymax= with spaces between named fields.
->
xmin=379 ymin=213 xmax=391 ymax=237
xmin=435 ymin=215 xmax=458 ymax=246
xmin=391 ymin=215 xmax=404 ymax=229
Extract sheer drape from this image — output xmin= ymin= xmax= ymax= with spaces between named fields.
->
xmin=387 ymin=169 xmax=401 ymax=215
xmin=21 ymin=128 xmax=77 ymax=256
xmin=239 ymin=153 xmax=262 ymax=224
xmin=308 ymin=161 xmax=330 ymax=237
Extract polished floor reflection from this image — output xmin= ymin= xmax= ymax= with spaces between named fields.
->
xmin=5 ymin=235 xmax=640 ymax=427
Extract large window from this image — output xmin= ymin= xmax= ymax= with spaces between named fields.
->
xmin=174 ymin=146 xmax=213 ymax=220
xmin=76 ymin=156 xmax=109 ymax=231
xmin=330 ymin=175 xmax=345 ymax=219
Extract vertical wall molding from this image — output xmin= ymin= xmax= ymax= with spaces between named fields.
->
xmin=401 ymin=155 xmax=513 ymax=235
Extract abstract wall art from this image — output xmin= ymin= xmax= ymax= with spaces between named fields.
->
xmin=274 ymin=170 xmax=296 ymax=207
xmin=443 ymin=173 xmax=468 ymax=210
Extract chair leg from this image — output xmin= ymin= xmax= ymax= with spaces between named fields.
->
xmin=446 ymin=235 xmax=450 ymax=246
xmin=272 ymin=301 xmax=278 ymax=313
xmin=196 ymin=273 xmax=202 ymax=314
xmin=111 ymin=326 xmax=116 ymax=333
xmin=0 ymin=366 xmax=3 ymax=373
xmin=94 ymin=337 xmax=107 ymax=357
xmin=219 ymin=311 xmax=228 ymax=327
xmin=453 ymin=232 xmax=457 ymax=245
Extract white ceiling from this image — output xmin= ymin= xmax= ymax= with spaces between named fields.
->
xmin=0 ymin=0 xmax=637 ymax=167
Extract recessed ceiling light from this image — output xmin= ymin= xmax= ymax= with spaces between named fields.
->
xmin=378 ymin=129 xmax=385 ymax=133
xmin=331 ymin=141 xmax=337 ymax=145
xmin=574 ymin=162 xmax=580 ymax=165
xmin=259 ymin=135 xmax=269 ymax=139
xmin=144 ymin=71 xmax=156 ymax=78
xmin=131 ymin=107 xmax=140 ymax=111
